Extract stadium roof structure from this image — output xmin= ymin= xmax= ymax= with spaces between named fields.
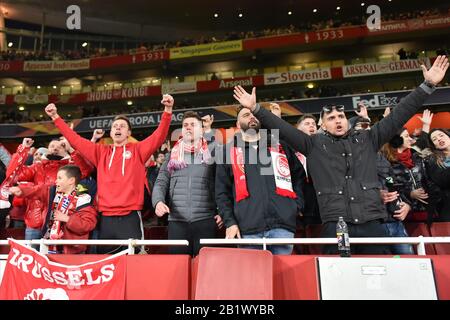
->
xmin=1 ymin=0 xmax=447 ymax=41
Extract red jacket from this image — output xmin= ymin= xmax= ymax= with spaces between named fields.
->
xmin=10 ymin=146 xmax=94 ymax=229
xmin=21 ymin=184 xmax=97 ymax=254
xmin=54 ymin=112 xmax=171 ymax=216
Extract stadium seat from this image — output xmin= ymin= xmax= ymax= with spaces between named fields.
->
xmin=194 ymin=247 xmax=273 ymax=300
xmin=429 ymin=222 xmax=450 ymax=255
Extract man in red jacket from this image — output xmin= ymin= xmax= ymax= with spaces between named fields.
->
xmin=45 ymin=95 xmax=174 ymax=253
xmin=10 ymin=165 xmax=97 ymax=254
xmin=5 ymin=137 xmax=93 ymax=242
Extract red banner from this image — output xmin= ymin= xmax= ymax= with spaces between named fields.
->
xmin=0 ymin=239 xmax=127 ymax=300
xmin=90 ymin=50 xmax=169 ymax=69
xmin=0 ymin=60 xmax=23 ymax=73
xmin=244 ymin=15 xmax=450 ymax=51
xmin=48 ymin=86 xmax=162 ymax=105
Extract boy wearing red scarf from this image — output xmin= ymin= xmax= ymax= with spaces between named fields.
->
xmin=10 ymin=165 xmax=96 ymax=254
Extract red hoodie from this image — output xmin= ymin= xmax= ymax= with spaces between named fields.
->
xmin=54 ymin=112 xmax=172 ymax=216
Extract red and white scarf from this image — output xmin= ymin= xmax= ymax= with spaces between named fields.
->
xmin=48 ymin=190 xmax=78 ymax=241
xmin=0 ymin=145 xmax=27 ymax=209
xmin=231 ymin=144 xmax=297 ymax=202
xmin=167 ymin=138 xmax=210 ymax=174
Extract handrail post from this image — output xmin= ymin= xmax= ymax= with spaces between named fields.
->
xmin=263 ymin=237 xmax=267 ymax=251
xmin=127 ymin=239 xmax=135 ymax=255
xmin=417 ymin=236 xmax=426 ymax=256
xmin=39 ymin=239 xmax=48 ymax=254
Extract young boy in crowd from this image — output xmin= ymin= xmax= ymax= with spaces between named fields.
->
xmin=10 ymin=165 xmax=97 ymax=254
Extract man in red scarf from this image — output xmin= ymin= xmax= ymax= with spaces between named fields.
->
xmin=215 ymin=106 xmax=305 ymax=255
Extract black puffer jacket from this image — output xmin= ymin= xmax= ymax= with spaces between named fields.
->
xmin=376 ymin=153 xmax=412 ymax=222
xmin=388 ymin=149 xmax=430 ymax=213
xmin=252 ymin=83 xmax=435 ymax=224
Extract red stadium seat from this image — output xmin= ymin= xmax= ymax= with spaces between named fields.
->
xmin=429 ymin=222 xmax=450 ymax=255
xmin=194 ymin=247 xmax=273 ymax=300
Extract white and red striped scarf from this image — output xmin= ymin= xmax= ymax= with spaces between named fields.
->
xmin=167 ymin=138 xmax=210 ymax=174
xmin=231 ymin=143 xmax=297 ymax=202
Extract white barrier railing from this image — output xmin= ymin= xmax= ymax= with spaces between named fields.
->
xmin=1 ymin=236 xmax=450 ymax=259
xmin=0 ymin=239 xmax=189 ymax=259
xmin=200 ymin=236 xmax=450 ymax=256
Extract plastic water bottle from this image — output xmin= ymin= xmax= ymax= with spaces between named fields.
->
xmin=336 ymin=217 xmax=351 ymax=257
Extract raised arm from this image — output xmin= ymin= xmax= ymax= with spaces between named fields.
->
xmin=137 ymin=94 xmax=173 ymax=162
xmin=233 ymin=86 xmax=313 ymax=155
xmin=370 ymin=55 xmax=449 ymax=150
xmin=45 ymin=103 xmax=99 ymax=166
xmin=0 ymin=144 xmax=11 ymax=167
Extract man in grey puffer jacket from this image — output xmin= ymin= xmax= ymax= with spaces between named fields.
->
xmin=152 ymin=111 xmax=222 ymax=256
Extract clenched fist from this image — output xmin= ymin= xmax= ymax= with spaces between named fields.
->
xmin=45 ymin=103 xmax=59 ymax=120
xmin=22 ymin=138 xmax=34 ymax=148
xmin=155 ymin=201 xmax=170 ymax=217
xmin=161 ymin=94 xmax=174 ymax=113
xmin=91 ymin=129 xmax=105 ymax=142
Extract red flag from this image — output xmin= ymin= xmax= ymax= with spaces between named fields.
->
xmin=0 ymin=239 xmax=127 ymax=300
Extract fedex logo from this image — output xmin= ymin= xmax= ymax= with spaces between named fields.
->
xmin=352 ymin=94 xmax=398 ymax=109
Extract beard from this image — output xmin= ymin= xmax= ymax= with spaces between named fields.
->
xmin=239 ymin=120 xmax=261 ymax=133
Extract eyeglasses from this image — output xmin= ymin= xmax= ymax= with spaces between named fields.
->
xmin=320 ymin=104 xmax=345 ymax=118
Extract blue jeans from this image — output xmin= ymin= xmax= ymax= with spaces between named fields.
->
xmin=25 ymin=227 xmax=42 ymax=240
xmin=25 ymin=227 xmax=42 ymax=250
xmin=384 ymin=221 xmax=414 ymax=255
xmin=240 ymin=228 xmax=294 ymax=255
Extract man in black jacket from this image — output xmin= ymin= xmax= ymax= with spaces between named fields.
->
xmin=215 ymin=106 xmax=305 ymax=255
xmin=233 ymin=55 xmax=448 ymax=255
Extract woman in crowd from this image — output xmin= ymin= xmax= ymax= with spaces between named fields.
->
xmin=425 ymin=129 xmax=450 ymax=221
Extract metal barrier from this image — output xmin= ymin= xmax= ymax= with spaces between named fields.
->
xmin=200 ymin=236 xmax=450 ymax=256
xmin=0 ymin=239 xmax=189 ymax=259
xmin=1 ymin=236 xmax=450 ymax=258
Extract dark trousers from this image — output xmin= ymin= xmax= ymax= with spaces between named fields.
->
xmin=168 ymin=218 xmax=217 ymax=256
xmin=321 ymin=219 xmax=392 ymax=255
xmin=97 ymin=211 xmax=143 ymax=254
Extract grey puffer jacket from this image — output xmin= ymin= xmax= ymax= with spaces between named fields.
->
xmin=151 ymin=151 xmax=216 ymax=223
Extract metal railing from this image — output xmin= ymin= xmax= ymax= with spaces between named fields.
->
xmin=200 ymin=236 xmax=450 ymax=256
xmin=1 ymin=236 xmax=450 ymax=259
xmin=0 ymin=239 xmax=188 ymax=259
